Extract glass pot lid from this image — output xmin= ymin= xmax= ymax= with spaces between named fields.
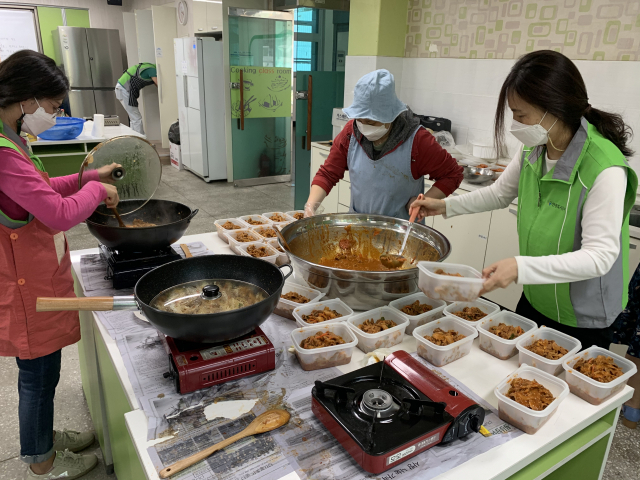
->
xmin=78 ymin=135 xmax=162 ymax=216
xmin=150 ymin=279 xmax=269 ymax=315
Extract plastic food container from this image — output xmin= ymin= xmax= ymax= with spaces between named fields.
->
xmin=477 ymin=311 xmax=538 ymax=360
xmin=293 ymin=298 xmax=354 ymax=329
xmin=412 ymin=316 xmax=477 ymax=367
xmin=275 ymin=282 xmax=324 ymax=320
xmin=38 ymin=117 xmax=85 ymax=140
xmin=265 ymin=238 xmax=289 ymax=266
xmin=443 ymin=298 xmax=500 ymax=328
xmin=388 ymin=292 xmax=447 ymax=335
xmin=236 ymin=242 xmax=279 ymax=264
xmin=238 ymin=214 xmax=272 ymax=227
xmin=262 ymin=211 xmax=294 ymax=224
xmin=226 ymin=229 xmax=263 ymax=255
xmin=347 ymin=307 xmax=410 ymax=354
xmin=418 ymin=261 xmax=484 ymax=302
xmin=470 ymin=141 xmax=497 ymax=160
xmin=214 ymin=218 xmax=245 ymax=243
xmin=494 ymin=365 xmax=569 ymax=434
xmin=562 ymin=346 xmax=637 ymax=405
xmin=291 ymin=323 xmax=357 ymax=371
xmin=516 ymin=326 xmax=581 ymax=376
xmin=286 ymin=210 xmax=305 ymax=222
xmin=248 ymin=224 xmax=278 ymax=242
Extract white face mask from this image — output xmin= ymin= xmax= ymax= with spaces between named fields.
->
xmin=509 ymin=111 xmax=558 ymax=147
xmin=20 ymin=98 xmax=57 ymax=136
xmin=356 ymin=120 xmax=390 ymax=142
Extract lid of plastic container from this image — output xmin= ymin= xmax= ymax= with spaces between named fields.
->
xmin=78 ymin=135 xmax=162 ymax=216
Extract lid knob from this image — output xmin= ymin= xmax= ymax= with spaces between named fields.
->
xmin=111 ymin=167 xmax=125 ymax=181
xmin=202 ymin=284 xmax=220 ymax=299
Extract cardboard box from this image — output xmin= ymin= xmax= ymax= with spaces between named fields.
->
xmin=170 ymin=142 xmax=182 ymax=171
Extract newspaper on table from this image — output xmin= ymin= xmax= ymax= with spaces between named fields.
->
xmin=145 ymin=317 xmax=523 ymax=480
xmin=79 ymin=241 xmax=212 ymax=293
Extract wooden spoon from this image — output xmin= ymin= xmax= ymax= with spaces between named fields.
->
xmin=111 ymin=207 xmax=126 ymax=228
xmin=273 ymin=225 xmax=292 ymax=253
xmin=158 ymin=409 xmax=290 ymax=478
xmin=380 ymin=193 xmax=424 ymax=269
xmin=180 ymin=244 xmax=193 ymax=258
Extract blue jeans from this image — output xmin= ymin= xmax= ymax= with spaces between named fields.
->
xmin=16 ymin=350 xmax=61 ymax=464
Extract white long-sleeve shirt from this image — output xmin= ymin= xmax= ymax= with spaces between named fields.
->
xmin=445 ymin=147 xmax=628 ymax=285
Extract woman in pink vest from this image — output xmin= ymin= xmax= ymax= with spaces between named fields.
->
xmin=0 ymin=50 xmax=120 ymax=480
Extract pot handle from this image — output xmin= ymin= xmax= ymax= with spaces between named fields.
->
xmin=36 ymin=296 xmax=137 ymax=312
xmin=186 ymin=209 xmax=199 ymax=222
xmin=278 ymin=264 xmax=293 ymax=281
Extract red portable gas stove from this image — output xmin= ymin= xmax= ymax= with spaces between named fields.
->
xmin=162 ymin=327 xmax=276 ymax=394
xmin=311 ymin=350 xmax=485 ymax=474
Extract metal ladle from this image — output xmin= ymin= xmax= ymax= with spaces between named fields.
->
xmin=379 ymin=194 xmax=424 ymax=269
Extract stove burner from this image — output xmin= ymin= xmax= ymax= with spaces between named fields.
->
xmin=99 ymin=244 xmax=181 ymax=289
xmin=361 ymin=389 xmax=398 ymax=419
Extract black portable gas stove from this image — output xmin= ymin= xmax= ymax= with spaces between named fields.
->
xmin=161 ymin=326 xmax=276 ymax=394
xmin=312 ymin=350 xmax=485 ymax=474
xmin=99 ymin=244 xmax=181 ymax=289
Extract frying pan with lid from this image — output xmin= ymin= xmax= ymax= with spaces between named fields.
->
xmin=36 ymin=255 xmax=293 ymax=343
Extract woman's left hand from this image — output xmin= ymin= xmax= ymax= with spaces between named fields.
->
xmin=480 ymin=258 xmax=518 ymax=295
xmin=97 ymin=163 xmax=122 ymax=184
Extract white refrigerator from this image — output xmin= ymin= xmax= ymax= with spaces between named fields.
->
xmin=174 ymin=37 xmax=227 ymax=181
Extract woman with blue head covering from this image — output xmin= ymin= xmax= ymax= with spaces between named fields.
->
xmin=306 ymin=69 xmax=463 ymax=219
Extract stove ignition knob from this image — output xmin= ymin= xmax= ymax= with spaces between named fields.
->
xmin=163 ymin=371 xmax=173 ymax=379
xmin=468 ymin=414 xmax=482 ymax=433
xmin=202 ymin=285 xmax=220 ymax=299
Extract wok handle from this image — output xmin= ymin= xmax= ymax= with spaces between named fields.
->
xmin=37 ymin=297 xmax=116 ymax=312
xmin=186 ymin=209 xmax=199 ymax=222
xmin=278 ymin=264 xmax=293 ymax=281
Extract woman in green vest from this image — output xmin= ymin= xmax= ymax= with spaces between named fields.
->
xmin=114 ymin=63 xmax=157 ymax=135
xmin=412 ymin=50 xmax=637 ymax=349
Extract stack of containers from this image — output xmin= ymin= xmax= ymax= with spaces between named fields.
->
xmin=275 ymin=282 xmax=324 ymax=320
xmin=494 ymin=365 xmax=569 ymax=434
xmin=226 ymin=229 xmax=263 ymax=254
xmin=417 ymin=261 xmax=484 ymax=302
xmin=516 ymin=326 xmax=581 ymax=375
xmin=562 ymin=347 xmax=638 ymax=405
xmin=388 ymin=292 xmax=447 ymax=334
xmin=347 ymin=307 xmax=410 ymax=353
xmin=412 ymin=316 xmax=477 ymax=367
xmin=214 ymin=218 xmax=246 ymax=243
xmin=443 ymin=298 xmax=500 ymax=328
xmin=477 ymin=311 xmax=538 ymax=360
xmin=293 ymin=299 xmax=354 ymax=328
xmin=291 ymin=323 xmax=358 ymax=371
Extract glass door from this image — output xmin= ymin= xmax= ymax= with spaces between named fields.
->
xmin=228 ymin=8 xmax=293 ymax=187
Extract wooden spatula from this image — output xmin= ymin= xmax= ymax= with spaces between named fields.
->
xmin=158 ymin=409 xmax=290 ymax=478
xmin=111 ymin=207 xmax=126 ymax=228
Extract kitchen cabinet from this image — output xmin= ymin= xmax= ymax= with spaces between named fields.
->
xmin=193 ymin=1 xmax=223 ymax=34
xmin=310 ymin=143 xmax=337 ymax=213
xmin=433 ymin=193 xmax=491 ymax=273
xmin=338 ymin=178 xmax=351 ymax=210
xmin=483 ymin=206 xmax=523 ymax=311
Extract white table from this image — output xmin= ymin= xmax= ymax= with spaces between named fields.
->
xmin=70 ymin=232 xmax=632 ymax=480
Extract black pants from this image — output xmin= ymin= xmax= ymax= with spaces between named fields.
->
xmin=515 ymin=294 xmax=614 ymax=349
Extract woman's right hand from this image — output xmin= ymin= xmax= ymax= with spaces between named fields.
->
xmin=102 ymin=184 xmax=119 ymax=208
xmin=410 ymin=197 xmax=446 ymax=219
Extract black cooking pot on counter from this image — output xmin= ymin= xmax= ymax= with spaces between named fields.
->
xmin=36 ymin=255 xmax=292 ymax=343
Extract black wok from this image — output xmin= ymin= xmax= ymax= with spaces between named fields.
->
xmin=86 ymin=199 xmax=198 ymax=251
xmin=36 ymin=255 xmax=293 ymax=343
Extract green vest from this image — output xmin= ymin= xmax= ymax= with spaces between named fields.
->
xmin=118 ymin=63 xmax=156 ymax=88
xmin=517 ymin=118 xmax=638 ymax=328
xmin=0 ymin=119 xmax=46 ymax=228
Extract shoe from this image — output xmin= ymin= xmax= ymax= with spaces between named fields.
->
xmin=53 ymin=429 xmax=95 ymax=453
xmin=24 ymin=450 xmax=98 ymax=480
xmin=621 ymin=404 xmax=639 ymax=429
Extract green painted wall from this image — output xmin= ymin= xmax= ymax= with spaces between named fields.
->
xmin=37 ymin=6 xmax=63 ymax=61
xmin=65 ymin=9 xmax=90 ymax=28
xmin=348 ymin=0 xmax=406 ymax=57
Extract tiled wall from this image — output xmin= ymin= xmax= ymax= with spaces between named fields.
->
xmin=405 ymin=0 xmax=640 ymax=61
xmin=344 ymin=55 xmax=640 ymax=175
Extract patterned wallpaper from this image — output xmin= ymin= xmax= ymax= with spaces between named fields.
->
xmin=405 ymin=0 xmax=640 ymax=60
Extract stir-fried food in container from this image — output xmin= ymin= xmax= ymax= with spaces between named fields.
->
xmin=245 ymin=217 xmax=265 ymax=225
xmin=434 ymin=269 xmax=463 ymax=277
xmin=222 ymin=221 xmax=241 ymax=230
xmin=424 ymin=328 xmax=465 ymax=346
xmin=256 ymin=227 xmax=277 ymax=238
xmin=573 ymin=355 xmax=624 ymax=383
xmin=281 ymin=292 xmax=309 ymax=304
xmin=292 ymin=212 xmax=304 ymax=220
xmin=452 ymin=307 xmax=486 ymax=321
xmin=269 ymin=213 xmax=287 ymax=222
xmin=247 ymin=245 xmax=270 ymax=258
xmin=506 ymin=378 xmax=555 ymax=411
xmin=400 ymin=300 xmax=433 ymax=316
xmin=236 ymin=231 xmax=256 ymax=242
xmin=301 ymin=307 xmax=342 ymax=324
xmin=300 ymin=331 xmax=345 ymax=349
xmin=358 ymin=317 xmax=397 ymax=334
xmin=489 ymin=323 xmax=525 ymax=340
xmin=525 ymin=339 xmax=568 ymax=360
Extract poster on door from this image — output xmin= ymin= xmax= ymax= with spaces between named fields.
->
xmin=230 ymin=66 xmax=292 ymax=119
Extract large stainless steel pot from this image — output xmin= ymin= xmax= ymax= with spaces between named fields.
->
xmin=279 ymin=214 xmax=451 ymax=310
